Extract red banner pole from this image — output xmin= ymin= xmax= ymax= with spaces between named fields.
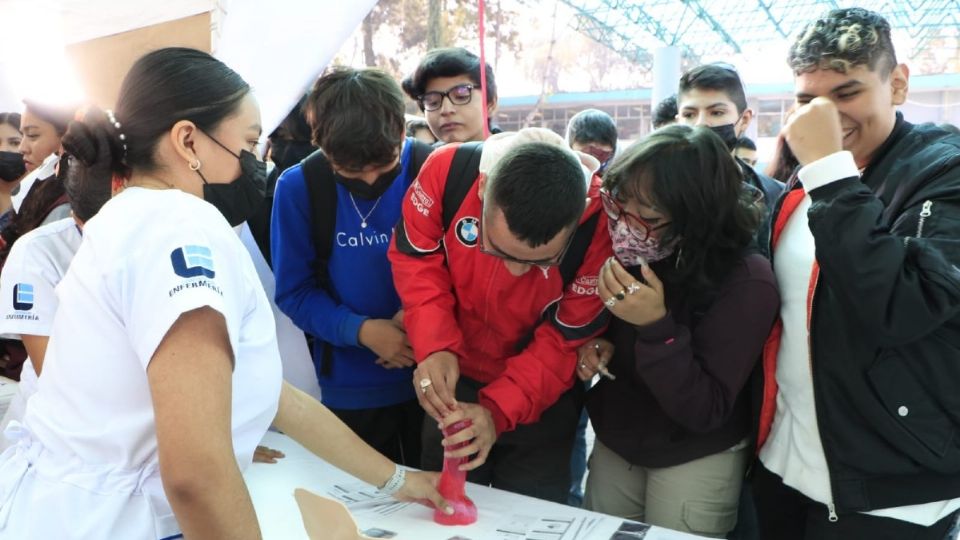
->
xmin=477 ymin=0 xmax=490 ymax=139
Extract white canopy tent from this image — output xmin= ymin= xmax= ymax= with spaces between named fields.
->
xmin=0 ymin=0 xmax=379 ymax=399
xmin=0 ymin=0 xmax=378 ymax=137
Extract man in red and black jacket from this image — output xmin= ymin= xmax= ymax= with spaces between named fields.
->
xmin=753 ymin=8 xmax=960 ymax=540
xmin=388 ymin=129 xmax=611 ymax=502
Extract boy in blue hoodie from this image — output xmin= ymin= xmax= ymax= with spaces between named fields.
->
xmin=271 ymin=67 xmax=432 ymax=466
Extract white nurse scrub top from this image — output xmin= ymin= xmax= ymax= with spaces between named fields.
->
xmin=0 ymin=218 xmax=81 ymax=450
xmin=0 ymin=187 xmax=283 ymax=539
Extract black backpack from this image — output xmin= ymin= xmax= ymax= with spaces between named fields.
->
xmin=438 ymin=142 xmax=600 ymax=290
xmin=301 ymin=141 xmax=599 ymax=372
xmin=300 ymin=141 xmax=434 ymax=375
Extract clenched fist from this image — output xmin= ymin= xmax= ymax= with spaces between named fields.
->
xmin=783 ymin=97 xmax=844 ymax=166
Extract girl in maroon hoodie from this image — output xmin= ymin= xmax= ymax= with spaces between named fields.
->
xmin=578 ymin=124 xmax=779 ymax=538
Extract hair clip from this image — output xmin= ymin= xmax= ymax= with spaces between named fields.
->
xmin=105 ymin=109 xmax=129 ymax=159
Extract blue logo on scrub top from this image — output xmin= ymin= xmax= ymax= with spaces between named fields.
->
xmin=170 ymin=245 xmax=216 ymax=279
xmin=12 ymin=283 xmax=33 ymax=311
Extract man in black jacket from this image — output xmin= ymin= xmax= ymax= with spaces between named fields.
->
xmin=753 ymin=7 xmax=960 ymax=540
xmin=677 ymin=63 xmax=784 ymax=210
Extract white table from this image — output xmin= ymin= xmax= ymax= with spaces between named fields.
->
xmin=247 ymin=431 xmax=709 ymax=540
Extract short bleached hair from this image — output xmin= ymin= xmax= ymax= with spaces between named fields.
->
xmin=788 ymin=8 xmax=897 ymax=77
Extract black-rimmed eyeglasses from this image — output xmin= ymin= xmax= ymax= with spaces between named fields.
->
xmin=418 ymin=84 xmax=476 ymax=112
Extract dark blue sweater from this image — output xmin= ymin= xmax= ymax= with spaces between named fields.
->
xmin=271 ymin=140 xmax=417 ymax=409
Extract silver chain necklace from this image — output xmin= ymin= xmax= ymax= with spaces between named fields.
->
xmin=348 ymin=193 xmax=382 ymax=228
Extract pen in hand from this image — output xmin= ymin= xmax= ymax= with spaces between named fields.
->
xmin=594 ymin=343 xmax=616 ymax=381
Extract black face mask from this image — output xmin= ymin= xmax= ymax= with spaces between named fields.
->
xmin=333 ymin=161 xmax=402 ymax=200
xmin=709 ymin=122 xmax=741 ymax=151
xmin=271 ymin=140 xmax=315 ymax=174
xmin=0 ymin=151 xmax=26 ymax=182
xmin=196 ymin=134 xmax=267 ymax=227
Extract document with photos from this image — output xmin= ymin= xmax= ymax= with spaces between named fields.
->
xmin=325 ymin=480 xmax=395 ymax=509
xmin=492 ymin=514 xmax=605 ymax=540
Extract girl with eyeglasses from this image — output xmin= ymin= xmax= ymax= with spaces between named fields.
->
xmin=577 ymin=125 xmax=779 ymax=538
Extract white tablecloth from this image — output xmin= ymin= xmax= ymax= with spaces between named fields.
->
xmin=247 ymin=431 xmax=709 ymax=540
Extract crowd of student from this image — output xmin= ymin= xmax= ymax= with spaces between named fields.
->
xmin=0 ymin=6 xmax=956 ymax=540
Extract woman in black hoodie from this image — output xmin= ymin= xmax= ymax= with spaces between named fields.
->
xmin=578 ymin=125 xmax=779 ymax=538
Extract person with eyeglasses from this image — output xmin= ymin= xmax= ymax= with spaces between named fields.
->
xmin=677 ymin=63 xmax=783 ymax=216
xmin=402 ymin=48 xmax=500 ymax=144
xmin=576 ymin=125 xmax=779 ymax=538
xmin=388 ymin=128 xmax=613 ymax=503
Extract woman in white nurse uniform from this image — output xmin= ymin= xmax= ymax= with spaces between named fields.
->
xmin=0 ymin=135 xmax=113 ymax=449
xmin=0 ymin=47 xmax=449 ymax=540
xmin=0 ymin=216 xmax=81 ymax=448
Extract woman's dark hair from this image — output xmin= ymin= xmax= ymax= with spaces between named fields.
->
xmin=764 ymin=133 xmax=800 ymax=183
xmin=63 ymin=47 xmax=251 ymax=182
xmin=266 ymin=95 xmax=316 ymax=173
xmin=603 ymin=125 xmax=759 ymax=291
xmin=60 ymin=108 xmax=119 ymax=222
xmin=0 ymin=103 xmax=75 ymax=267
xmin=0 ymin=112 xmax=21 ymax=132
xmin=270 ymin=95 xmax=312 ymax=144
xmin=566 ymin=109 xmax=618 ymax=149
xmin=0 ymin=163 xmax=68 ymax=267
xmin=21 ymin=100 xmax=75 ymax=135
xmin=118 ymin=47 xmax=250 ymax=174
xmin=402 ymin=48 xmax=497 ymax=108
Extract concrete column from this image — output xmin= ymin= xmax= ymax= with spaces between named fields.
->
xmin=651 ymin=46 xmax=682 ymax=115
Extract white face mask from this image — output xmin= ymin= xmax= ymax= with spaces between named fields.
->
xmin=607 ymin=218 xmax=674 ymax=267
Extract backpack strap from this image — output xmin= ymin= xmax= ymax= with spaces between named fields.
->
xmin=300 ymin=149 xmax=338 ymax=375
xmin=436 ymin=139 xmax=599 ymax=287
xmin=435 ymin=141 xmax=602 ymax=350
xmin=557 ymin=211 xmax=600 ymax=287
xmin=514 ymin=211 xmax=602 ymax=351
xmin=442 ymin=142 xmax=484 ymax=230
xmin=301 ymin=149 xmax=338 ymax=287
xmin=408 ymin=139 xmax=435 ymax=179
xmin=300 ymin=142 xmax=436 ymax=376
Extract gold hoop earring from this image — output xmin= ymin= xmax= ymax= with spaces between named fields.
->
xmin=189 ymin=159 xmax=201 ymax=171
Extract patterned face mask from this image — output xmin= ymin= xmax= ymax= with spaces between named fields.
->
xmin=607 ymin=217 xmax=674 ymax=267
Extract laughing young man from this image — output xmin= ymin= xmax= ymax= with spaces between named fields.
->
xmin=753 ymin=8 xmax=960 ymax=540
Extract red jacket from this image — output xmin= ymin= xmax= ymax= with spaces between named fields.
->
xmin=388 ymin=144 xmax=612 ymax=435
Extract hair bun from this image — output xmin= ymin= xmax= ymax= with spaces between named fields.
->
xmin=61 ymin=107 xmax=126 ymax=175
xmin=61 ymin=119 xmax=99 ymax=165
